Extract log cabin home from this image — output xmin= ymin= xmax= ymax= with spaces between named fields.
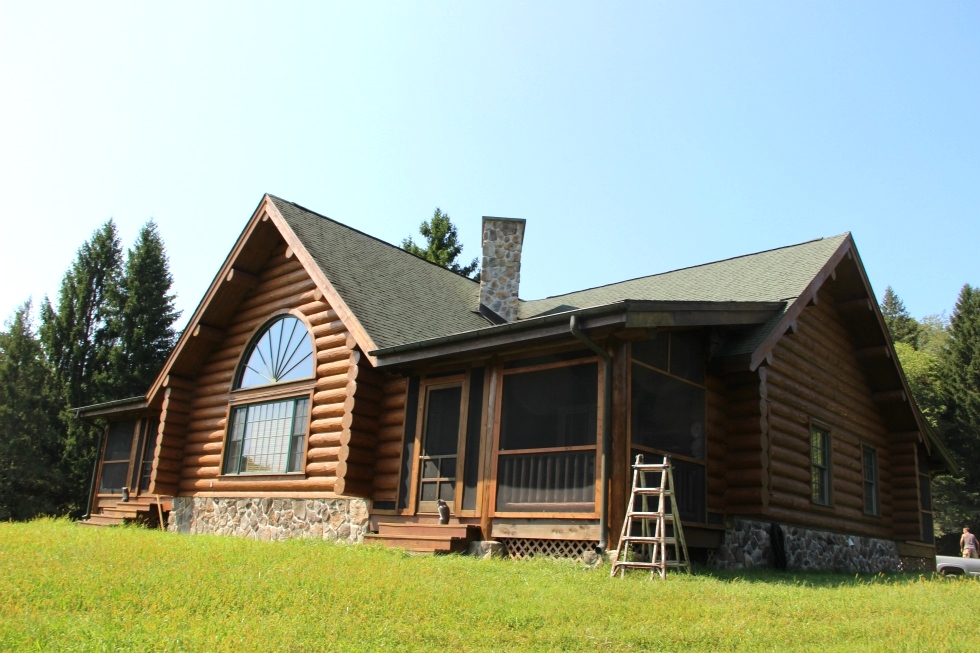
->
xmin=75 ymin=194 xmax=954 ymax=572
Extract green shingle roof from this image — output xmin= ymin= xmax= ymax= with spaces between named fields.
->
xmin=273 ymin=195 xmax=848 ymax=357
xmin=271 ymin=197 xmax=491 ymax=350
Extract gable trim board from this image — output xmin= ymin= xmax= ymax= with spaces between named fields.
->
xmin=75 ymin=193 xmax=951 ymax=569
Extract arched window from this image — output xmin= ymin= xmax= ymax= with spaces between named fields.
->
xmin=235 ymin=315 xmax=315 ymax=389
xmin=223 ymin=315 xmax=314 ymax=475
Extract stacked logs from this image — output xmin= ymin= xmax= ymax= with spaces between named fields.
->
xmin=761 ymin=290 xmax=895 ymax=538
xmin=705 ymin=375 xmax=728 ymax=514
xmin=722 ymin=370 xmax=766 ymax=513
xmin=173 ymin=246 xmax=365 ymax=495
xmin=149 ymin=381 xmax=193 ymax=496
xmin=889 ymin=437 xmax=924 ymax=540
xmin=371 ymin=375 xmax=408 ymax=502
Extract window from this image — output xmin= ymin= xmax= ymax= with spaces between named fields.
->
xmin=495 ymin=361 xmax=599 ymax=513
xmin=235 ymin=315 xmax=314 ymax=389
xmin=862 ymin=446 xmax=879 ymax=516
xmin=224 ymin=397 xmax=310 ymax=474
xmin=223 ymin=315 xmax=315 ymax=476
xmin=810 ymin=424 xmax=831 ymax=505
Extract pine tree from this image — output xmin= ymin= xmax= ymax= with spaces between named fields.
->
xmin=933 ymin=284 xmax=980 ymax=532
xmin=39 ymin=221 xmax=124 ymax=515
xmin=0 ymin=301 xmax=63 ymax=520
xmin=402 ymin=208 xmax=480 ymax=279
xmin=108 ymin=220 xmax=181 ymax=397
xmin=880 ymin=286 xmax=921 ymax=348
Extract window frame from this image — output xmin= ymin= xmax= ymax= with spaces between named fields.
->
xmin=220 ymin=311 xmax=316 ymax=479
xmin=489 ymin=356 xmax=603 ymax=519
xmin=809 ymin=421 xmax=833 ymax=506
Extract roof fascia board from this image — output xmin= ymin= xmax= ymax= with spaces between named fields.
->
xmin=74 ymin=397 xmax=151 ymax=419
xmin=146 ymin=195 xmax=278 ymax=406
xmin=375 ymin=300 xmax=784 ymax=367
xmin=749 ymin=237 xmax=855 ymax=372
xmin=264 ymin=199 xmax=380 ymax=366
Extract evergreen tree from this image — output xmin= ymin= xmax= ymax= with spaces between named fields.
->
xmin=39 ymin=221 xmax=124 ymax=515
xmin=934 ymin=284 xmax=980 ymax=532
xmin=402 ymin=208 xmax=480 ymax=279
xmin=107 ymin=220 xmax=181 ymax=397
xmin=880 ymin=286 xmax=921 ymax=348
xmin=0 ymin=301 xmax=63 ymax=520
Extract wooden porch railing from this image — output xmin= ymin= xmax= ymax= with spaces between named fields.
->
xmin=496 ymin=448 xmax=595 ymax=512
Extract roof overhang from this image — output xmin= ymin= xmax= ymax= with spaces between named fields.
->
xmin=371 ymin=300 xmax=785 ymax=367
xmin=73 ymin=397 xmax=151 ymax=420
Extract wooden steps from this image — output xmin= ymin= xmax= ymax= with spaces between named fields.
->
xmin=364 ymin=522 xmax=479 ymax=553
xmin=77 ymin=495 xmax=173 ymax=528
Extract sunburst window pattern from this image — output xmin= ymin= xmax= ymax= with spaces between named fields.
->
xmin=237 ymin=316 xmax=314 ymax=389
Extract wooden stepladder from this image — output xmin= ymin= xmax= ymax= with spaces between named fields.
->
xmin=610 ymin=454 xmax=692 ymax=579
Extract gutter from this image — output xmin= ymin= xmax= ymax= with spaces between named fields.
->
xmin=569 ymin=314 xmax=612 ymax=555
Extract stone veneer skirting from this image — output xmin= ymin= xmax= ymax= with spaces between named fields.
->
xmin=714 ymin=518 xmax=901 ymax=573
xmin=167 ymin=496 xmax=370 ymax=543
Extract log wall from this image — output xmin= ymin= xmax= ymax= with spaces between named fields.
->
xmin=371 ymin=374 xmax=408 ymax=503
xmin=173 ymin=242 xmax=370 ymax=497
xmin=705 ymin=374 xmax=728 ymax=513
xmin=721 ymin=370 xmax=766 ymax=514
xmin=762 ymin=287 xmax=894 ymax=539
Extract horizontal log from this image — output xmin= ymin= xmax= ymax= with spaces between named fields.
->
xmin=184 ymin=441 xmax=224 ymax=456
xmin=309 ymin=417 xmax=344 ymax=434
xmin=317 ymin=372 xmax=351 ymax=391
xmin=317 ymin=344 xmax=352 ymax=365
xmin=308 ymin=431 xmax=342 ymax=448
xmin=306 ymin=446 xmax=341 ymax=463
xmin=179 ymin=477 xmax=338 ymax=493
xmin=237 ymin=277 xmax=316 ymax=314
xmin=184 ymin=453 xmax=222 ymax=468
xmin=313 ymin=387 xmax=347 ymax=405
xmin=317 ymin=358 xmax=352 ymax=378
xmin=343 ymin=429 xmax=378 ymax=449
xmin=339 ymin=445 xmax=375 ymax=466
xmin=306 ymin=461 xmax=340 ymax=476
xmin=337 ymin=461 xmax=374 ymax=483
xmin=765 ymin=504 xmax=889 ymax=540
xmin=377 ymin=408 xmax=405 ymax=427
xmin=375 ymin=440 xmax=403 ymax=459
xmin=152 ymin=469 xmax=181 ymax=486
xmin=372 ymin=489 xmax=397 ymax=502
xmin=310 ymin=314 xmax=344 ymax=332
xmin=377 ymin=424 xmax=405 ymax=443
xmin=296 ymin=299 xmax=331 ymax=317
xmin=770 ymin=474 xmax=811 ymax=498
xmin=383 ymin=376 xmax=408 ymax=392
xmin=335 ymin=478 xmax=372 ymax=498
xmin=187 ymin=416 xmax=227 ymax=433
xmin=192 ymin=466 xmax=221 ymax=479
xmin=352 ymin=380 xmax=385 ymax=405
xmin=374 ymin=457 xmax=401 ymax=475
xmin=163 ymin=375 xmax=195 ymax=391
xmin=725 ymin=487 xmax=762 ymax=506
xmin=351 ymin=399 xmax=382 ymax=420
xmin=311 ymin=403 xmax=345 ymax=420
xmin=225 ymin=267 xmax=260 ymax=289
xmin=157 ymin=445 xmax=185 ymax=462
xmin=316 ymin=332 xmax=352 ymax=351
xmin=769 ymin=441 xmax=809 ymax=470
xmin=160 ymin=410 xmax=191 ymax=427
xmin=728 ymin=468 xmax=765 ymax=488
xmin=184 ymin=431 xmax=223 ymax=447
xmin=156 ymin=457 xmax=183 ymax=473
xmin=344 ymin=412 xmax=378 ymax=432
xmin=769 ymin=457 xmax=810 ymax=485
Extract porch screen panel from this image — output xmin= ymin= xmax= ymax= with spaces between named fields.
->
xmin=496 ymin=362 xmax=598 ymax=512
xmin=630 ymin=451 xmax=705 ymax=523
xmin=631 ymin=364 xmax=705 ymax=460
xmin=99 ymin=420 xmax=136 ymax=493
xmin=462 ymin=368 xmax=484 ymax=511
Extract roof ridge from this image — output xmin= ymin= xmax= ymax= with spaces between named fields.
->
xmin=267 ymin=194 xmax=480 ymax=285
xmin=533 ymin=232 xmax=850 ymax=302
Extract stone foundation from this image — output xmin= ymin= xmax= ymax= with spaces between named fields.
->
xmin=714 ymin=518 xmax=901 ymax=573
xmin=167 ymin=496 xmax=370 ymax=543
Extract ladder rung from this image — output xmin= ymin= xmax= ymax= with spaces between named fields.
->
xmin=622 ymin=536 xmax=677 ymax=545
xmin=612 ymin=561 xmax=660 ymax=569
xmin=627 ymin=511 xmax=673 ymax=519
xmin=633 ymin=488 xmax=670 ymax=495
xmin=634 ymin=464 xmax=667 ymax=471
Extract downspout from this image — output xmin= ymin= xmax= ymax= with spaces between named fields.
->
xmin=570 ymin=315 xmax=612 ymax=554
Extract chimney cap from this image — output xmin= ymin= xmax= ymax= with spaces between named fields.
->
xmin=482 ymin=216 xmax=526 ymax=224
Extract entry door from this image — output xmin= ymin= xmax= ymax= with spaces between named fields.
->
xmin=417 ymin=384 xmax=464 ymax=514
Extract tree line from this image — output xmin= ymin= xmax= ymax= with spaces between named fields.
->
xmin=0 ymin=221 xmax=179 ymax=519
xmin=881 ymin=285 xmax=980 ymax=535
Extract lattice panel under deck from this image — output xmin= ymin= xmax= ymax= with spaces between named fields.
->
xmin=499 ymin=538 xmax=598 ymax=560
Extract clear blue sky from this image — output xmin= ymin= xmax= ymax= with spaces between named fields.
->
xmin=2 ymin=2 xmax=977 ymax=330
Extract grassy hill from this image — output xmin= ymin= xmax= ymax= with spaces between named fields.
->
xmin=0 ymin=519 xmax=974 ymax=652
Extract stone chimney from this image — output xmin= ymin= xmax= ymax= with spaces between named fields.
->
xmin=479 ymin=216 xmax=526 ymax=323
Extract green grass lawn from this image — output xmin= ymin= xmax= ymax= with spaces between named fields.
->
xmin=0 ymin=519 xmax=975 ymax=652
